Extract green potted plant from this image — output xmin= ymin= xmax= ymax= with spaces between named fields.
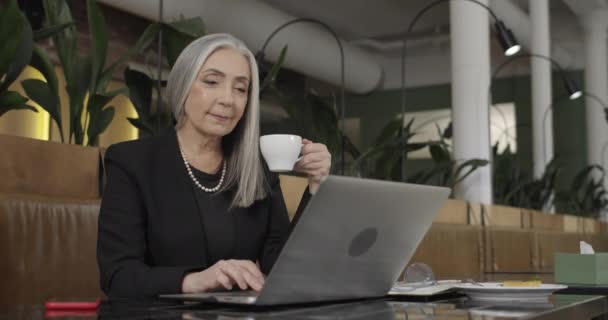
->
xmin=0 ymin=0 xmax=71 ymax=117
xmin=493 ymin=146 xmax=560 ymax=211
xmin=556 ymin=165 xmax=608 ymax=218
xmin=258 ymin=46 xmax=359 ymax=173
xmin=124 ymin=17 xmax=206 ymax=136
xmin=22 ymin=0 xmax=159 ymax=145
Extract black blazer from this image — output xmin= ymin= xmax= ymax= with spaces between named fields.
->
xmin=97 ymin=130 xmax=308 ymax=298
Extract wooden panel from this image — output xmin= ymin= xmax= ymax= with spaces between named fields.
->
xmin=582 ymin=218 xmax=600 ymax=234
xmin=467 ymin=202 xmax=483 ymax=226
xmin=482 ymin=204 xmax=524 ymax=228
xmin=484 ymin=227 xmax=536 ymax=273
xmin=279 ymin=175 xmax=308 ymax=220
xmin=409 ymin=224 xmax=483 ymax=280
xmin=0 ymin=135 xmax=100 ymax=199
xmin=434 ymin=199 xmax=468 ymax=224
xmin=526 ymin=210 xmax=564 ymax=231
xmin=601 ymin=221 xmax=608 ymax=234
xmin=585 ymin=234 xmax=608 ymax=252
xmin=563 ymin=215 xmax=582 ymax=233
xmin=535 ymin=231 xmax=584 ymax=272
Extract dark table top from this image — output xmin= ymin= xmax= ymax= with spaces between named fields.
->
xmin=1 ymin=294 xmax=606 ymax=320
xmin=559 ymin=284 xmax=608 ymax=296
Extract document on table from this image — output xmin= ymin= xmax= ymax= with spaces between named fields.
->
xmin=388 ymin=280 xmax=461 ymax=296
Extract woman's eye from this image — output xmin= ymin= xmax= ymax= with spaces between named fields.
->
xmin=236 ymin=87 xmax=248 ymax=93
xmin=203 ymin=79 xmax=218 ymax=85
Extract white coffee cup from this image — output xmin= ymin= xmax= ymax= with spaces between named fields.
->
xmin=260 ymin=134 xmax=303 ymax=172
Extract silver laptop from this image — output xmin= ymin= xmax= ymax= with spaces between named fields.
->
xmin=161 ymin=175 xmax=450 ymax=306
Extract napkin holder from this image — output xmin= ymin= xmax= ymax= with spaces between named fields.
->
xmin=554 ymin=253 xmax=608 ymax=285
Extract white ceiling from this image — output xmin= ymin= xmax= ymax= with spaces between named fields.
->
xmin=262 ymin=0 xmax=587 ymax=53
xmin=262 ymin=0 xmax=450 ymax=41
xmin=260 ymin=0 xmax=608 ymax=88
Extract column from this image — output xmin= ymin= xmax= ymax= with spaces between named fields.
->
xmin=530 ymin=0 xmax=553 ymax=178
xmin=450 ymin=0 xmax=492 ymax=204
xmin=583 ymin=11 xmax=608 ymax=170
xmin=583 ymin=10 xmax=608 ymax=220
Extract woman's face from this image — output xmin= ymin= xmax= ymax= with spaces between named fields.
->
xmin=183 ymin=47 xmax=251 ymax=138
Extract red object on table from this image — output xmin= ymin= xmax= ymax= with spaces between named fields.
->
xmin=44 ymin=299 xmax=101 ymax=310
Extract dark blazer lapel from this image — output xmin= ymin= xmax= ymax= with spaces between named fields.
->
xmin=157 ymin=130 xmax=210 ymax=267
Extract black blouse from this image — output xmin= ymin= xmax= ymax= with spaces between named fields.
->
xmin=96 ymin=131 xmax=310 ymax=298
xmin=191 ymin=167 xmax=270 ymax=265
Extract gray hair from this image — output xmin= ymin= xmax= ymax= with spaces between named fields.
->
xmin=166 ymin=33 xmax=268 ymax=207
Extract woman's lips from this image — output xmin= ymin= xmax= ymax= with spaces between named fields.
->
xmin=209 ymin=113 xmax=231 ymax=122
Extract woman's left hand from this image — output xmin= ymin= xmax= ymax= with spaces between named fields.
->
xmin=294 ymin=139 xmax=331 ymax=194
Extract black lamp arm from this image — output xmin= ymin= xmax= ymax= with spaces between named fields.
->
xmin=585 ymin=92 xmax=608 ymax=110
xmin=257 ymin=18 xmax=344 ymax=63
xmin=490 ymin=53 xmax=574 ymax=91
xmin=488 ymin=53 xmax=581 ymax=135
xmin=256 ymin=17 xmax=346 ymax=175
xmin=541 ymin=92 xmax=608 ymax=165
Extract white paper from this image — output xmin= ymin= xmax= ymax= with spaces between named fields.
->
xmin=580 ymin=241 xmax=595 ymax=254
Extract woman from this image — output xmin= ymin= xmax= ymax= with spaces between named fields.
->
xmin=97 ymin=34 xmax=331 ymax=298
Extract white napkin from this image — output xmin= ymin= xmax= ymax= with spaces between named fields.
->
xmin=580 ymin=241 xmax=595 ymax=254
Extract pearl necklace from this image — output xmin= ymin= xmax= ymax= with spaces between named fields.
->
xmin=178 ymin=145 xmax=226 ymax=193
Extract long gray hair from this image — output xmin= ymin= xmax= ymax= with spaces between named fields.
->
xmin=166 ymin=33 xmax=268 ymax=207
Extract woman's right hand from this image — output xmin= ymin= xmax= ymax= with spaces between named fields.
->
xmin=181 ymin=259 xmax=265 ymax=293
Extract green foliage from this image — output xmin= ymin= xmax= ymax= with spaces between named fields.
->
xmin=124 ymin=17 xmax=206 ymax=136
xmin=0 ymin=0 xmax=37 ymax=117
xmin=0 ymin=0 xmax=74 ymax=120
xmin=556 ymin=165 xmax=608 ymax=218
xmin=348 ymin=119 xmax=488 ymax=191
xmin=350 ymin=117 xmax=425 ymax=180
xmin=24 ymin=0 xmax=158 ymax=145
xmin=258 ymin=46 xmax=359 ymax=173
xmin=406 ymin=123 xmax=489 ymax=193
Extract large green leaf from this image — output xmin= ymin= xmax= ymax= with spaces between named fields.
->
xmin=0 ymin=8 xmax=32 ymax=93
xmin=374 ymin=118 xmax=403 ymax=146
xmin=85 ymin=89 xmax=125 ymax=143
xmin=261 ymin=45 xmax=288 ymax=93
xmin=87 ymin=0 xmax=108 ymax=93
xmin=98 ymin=23 xmax=160 ymax=91
xmin=66 ymin=56 xmax=92 ymax=144
xmin=43 ymin=0 xmax=77 ymax=83
xmin=0 ymin=103 xmax=37 ymax=117
xmin=87 ymin=106 xmax=115 ymax=146
xmin=163 ymin=18 xmax=206 ymax=67
xmin=124 ymin=67 xmax=152 ymax=118
xmin=0 ymin=1 xmax=25 ymax=86
xmin=24 ymin=47 xmax=64 ymax=141
xmin=0 ymin=90 xmax=36 ymax=117
xmin=33 ymin=22 xmax=74 ymax=41
xmin=127 ymin=117 xmax=154 ymax=136
xmin=30 ymin=47 xmax=59 ymax=98
xmin=454 ymin=159 xmax=490 ymax=185
xmin=429 ymin=144 xmax=451 ymax=164
xmin=21 ymin=79 xmax=60 ymax=126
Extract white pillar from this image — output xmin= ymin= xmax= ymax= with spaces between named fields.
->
xmin=583 ymin=11 xmax=608 ymax=168
xmin=530 ymin=0 xmax=553 ymax=178
xmin=450 ymin=0 xmax=492 ymax=204
xmin=582 ymin=10 xmax=608 ymax=220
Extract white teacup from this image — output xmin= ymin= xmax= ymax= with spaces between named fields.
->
xmin=260 ymin=134 xmax=303 ymax=172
